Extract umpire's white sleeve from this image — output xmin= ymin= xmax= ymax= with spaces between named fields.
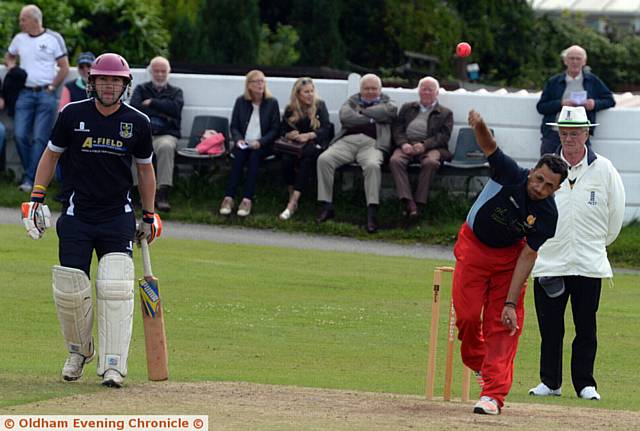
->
xmin=606 ymin=163 xmax=625 ymax=246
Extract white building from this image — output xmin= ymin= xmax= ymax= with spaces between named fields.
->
xmin=530 ymin=0 xmax=640 ymax=33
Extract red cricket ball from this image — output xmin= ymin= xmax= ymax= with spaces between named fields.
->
xmin=456 ymin=42 xmax=472 ymax=58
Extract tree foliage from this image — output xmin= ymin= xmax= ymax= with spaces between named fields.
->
xmin=385 ymin=0 xmax=462 ymax=77
xmin=0 ymin=0 xmax=169 ymax=66
xmin=339 ymin=0 xmax=400 ymax=68
xmin=8 ymin=0 xmax=640 ymax=90
xmin=258 ymin=23 xmax=300 ymax=66
xmin=291 ymin=0 xmax=345 ymax=67
xmin=173 ymin=0 xmax=260 ymax=65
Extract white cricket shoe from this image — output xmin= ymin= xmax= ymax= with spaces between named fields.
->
xmin=102 ymin=369 xmax=124 ymax=388
xmin=473 ymin=396 xmax=500 ymax=415
xmin=529 ymin=382 xmax=561 ymax=396
xmin=579 ymin=386 xmax=601 ymax=400
xmin=62 ymin=350 xmax=95 ymax=381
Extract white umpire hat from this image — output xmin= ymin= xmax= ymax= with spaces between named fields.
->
xmin=546 ymin=106 xmax=598 ymax=128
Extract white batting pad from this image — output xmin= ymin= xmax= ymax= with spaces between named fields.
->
xmin=96 ymin=253 xmax=134 ymax=376
xmin=52 ymin=265 xmax=94 ymax=357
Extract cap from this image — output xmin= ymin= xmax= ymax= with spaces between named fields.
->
xmin=77 ymin=52 xmax=96 ymax=66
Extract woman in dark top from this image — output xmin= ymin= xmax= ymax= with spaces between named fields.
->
xmin=278 ymin=77 xmax=333 ymax=220
xmin=219 ymin=70 xmax=280 ymax=217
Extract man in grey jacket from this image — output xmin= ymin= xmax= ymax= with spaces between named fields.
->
xmin=316 ymin=74 xmax=397 ymax=233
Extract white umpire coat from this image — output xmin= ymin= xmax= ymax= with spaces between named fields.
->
xmin=532 ymin=146 xmax=625 ymax=279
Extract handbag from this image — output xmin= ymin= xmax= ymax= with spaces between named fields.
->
xmin=195 ymin=129 xmax=225 ymax=155
xmin=274 ymin=137 xmax=309 ymax=157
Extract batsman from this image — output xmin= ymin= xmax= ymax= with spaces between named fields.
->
xmin=20 ymin=53 xmax=161 ymax=388
xmin=452 ymin=110 xmax=568 ymax=414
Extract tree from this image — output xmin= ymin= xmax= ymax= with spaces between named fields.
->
xmin=0 ymin=0 xmax=169 ymax=66
xmin=290 ymin=0 xmax=345 ymax=67
xmin=339 ymin=0 xmax=400 ymax=68
xmin=449 ymin=0 xmax=538 ymax=86
xmin=188 ymin=0 xmax=260 ymax=64
xmin=385 ymin=0 xmax=462 ymax=78
xmin=258 ymin=23 xmax=300 ymax=66
xmin=71 ymin=0 xmax=170 ymax=65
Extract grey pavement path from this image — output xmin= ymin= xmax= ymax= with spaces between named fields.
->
xmin=2 ymin=207 xmax=454 ymax=261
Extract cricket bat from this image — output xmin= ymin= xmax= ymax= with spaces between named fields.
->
xmin=139 ymin=238 xmax=169 ymax=381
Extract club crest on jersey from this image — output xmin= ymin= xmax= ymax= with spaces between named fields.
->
xmin=119 ymin=122 xmax=133 ymax=138
xmin=74 ymin=121 xmax=90 ymax=132
xmin=527 ymin=214 xmax=536 ymax=226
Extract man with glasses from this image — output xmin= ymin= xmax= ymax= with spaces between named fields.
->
xmin=529 ymin=106 xmax=625 ymax=401
xmin=536 ymin=45 xmax=614 ymax=155
xmin=21 ymin=53 xmax=160 ymax=388
xmin=5 ymin=4 xmax=69 ymax=192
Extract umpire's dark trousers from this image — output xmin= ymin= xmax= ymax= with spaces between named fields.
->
xmin=533 ymin=276 xmax=602 ymax=395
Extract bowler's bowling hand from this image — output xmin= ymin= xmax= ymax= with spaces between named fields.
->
xmin=501 ymin=305 xmax=519 ymax=336
xmin=468 ymin=110 xmax=484 ymax=129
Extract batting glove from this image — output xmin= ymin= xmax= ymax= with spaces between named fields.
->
xmin=21 ymin=186 xmax=51 ymax=240
xmin=136 ymin=210 xmax=162 ymax=246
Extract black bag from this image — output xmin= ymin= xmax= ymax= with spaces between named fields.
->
xmin=274 ymin=137 xmax=307 ymax=157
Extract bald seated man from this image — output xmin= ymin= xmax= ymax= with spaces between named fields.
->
xmin=130 ymin=56 xmax=184 ymax=212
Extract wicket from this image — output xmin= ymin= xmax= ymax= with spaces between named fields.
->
xmin=425 ymin=266 xmax=472 ymax=402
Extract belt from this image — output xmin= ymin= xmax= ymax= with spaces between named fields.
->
xmin=25 ymin=85 xmax=51 ymax=92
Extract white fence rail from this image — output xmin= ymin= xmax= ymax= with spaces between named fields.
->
xmin=2 ymin=67 xmax=638 ymax=223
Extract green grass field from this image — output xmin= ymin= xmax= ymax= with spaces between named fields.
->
xmin=1 ymin=224 xmax=639 ymax=412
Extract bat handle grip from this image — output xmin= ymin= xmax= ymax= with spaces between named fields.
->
xmin=141 ymin=238 xmax=153 ymax=278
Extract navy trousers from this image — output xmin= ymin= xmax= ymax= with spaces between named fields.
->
xmin=533 ymin=276 xmax=602 ymax=395
xmin=56 ymin=212 xmax=136 ymax=276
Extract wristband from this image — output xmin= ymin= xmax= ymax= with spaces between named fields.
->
xmin=30 ymin=190 xmax=46 ymax=203
xmin=142 ymin=210 xmax=155 ymax=224
xmin=504 ymin=301 xmax=517 ymax=309
xmin=33 ymin=184 xmax=47 ymax=191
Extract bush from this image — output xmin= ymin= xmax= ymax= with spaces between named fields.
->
xmin=0 ymin=0 xmax=169 ymax=66
xmin=258 ymin=23 xmax=300 ymax=66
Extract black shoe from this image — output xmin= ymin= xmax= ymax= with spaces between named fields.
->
xmin=316 ymin=208 xmax=335 ymax=223
xmin=367 ymin=205 xmax=378 ymax=233
xmin=156 ymin=186 xmax=171 ymax=212
xmin=406 ymin=200 xmax=419 ymax=218
xmin=366 ymin=216 xmax=378 ymax=233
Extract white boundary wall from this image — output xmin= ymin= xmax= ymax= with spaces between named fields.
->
xmin=2 ymin=67 xmax=639 ymax=223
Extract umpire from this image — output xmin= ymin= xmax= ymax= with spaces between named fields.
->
xmin=530 ymin=106 xmax=625 ymax=401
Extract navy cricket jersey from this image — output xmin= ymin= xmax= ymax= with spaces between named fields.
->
xmin=466 ymin=148 xmax=558 ymax=251
xmin=48 ymin=99 xmax=153 ymax=221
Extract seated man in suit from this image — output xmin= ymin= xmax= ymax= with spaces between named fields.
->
xmin=390 ymin=76 xmax=453 ymax=219
xmin=130 ymin=56 xmax=184 ymax=211
xmin=316 ymin=74 xmax=397 ymax=233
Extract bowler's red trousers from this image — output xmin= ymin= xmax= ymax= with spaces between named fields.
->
xmin=452 ymin=223 xmax=527 ymax=407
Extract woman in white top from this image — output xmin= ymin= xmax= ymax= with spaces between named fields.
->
xmin=219 ymin=70 xmax=280 ymax=217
